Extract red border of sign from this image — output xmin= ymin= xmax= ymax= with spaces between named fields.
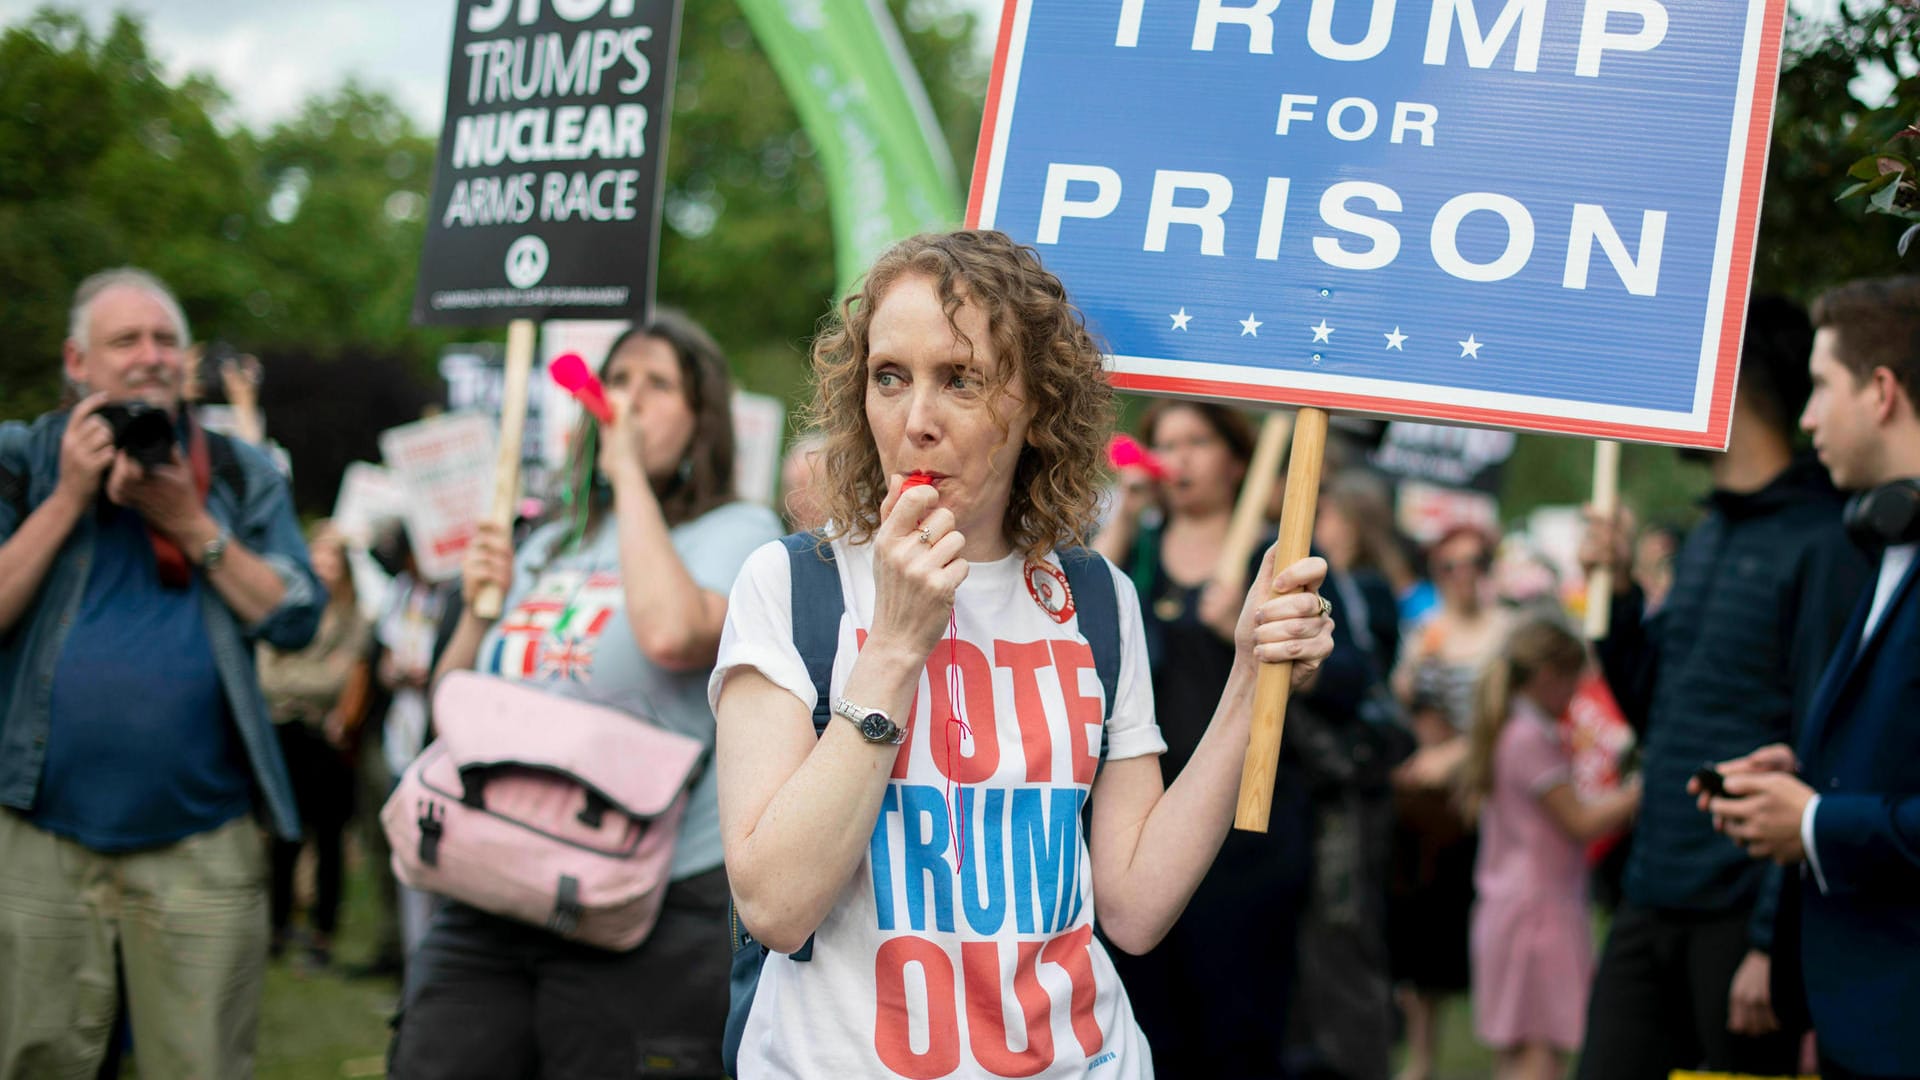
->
xmin=966 ymin=0 xmax=1788 ymax=449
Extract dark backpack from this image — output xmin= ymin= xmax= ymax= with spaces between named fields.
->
xmin=721 ymin=531 xmax=1122 ymax=1076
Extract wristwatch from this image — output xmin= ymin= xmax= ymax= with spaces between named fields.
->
xmin=201 ymin=527 xmax=231 ymax=571
xmin=833 ymin=697 xmax=905 ymax=745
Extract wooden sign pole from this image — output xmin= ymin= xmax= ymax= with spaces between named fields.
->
xmin=1213 ymin=411 xmax=1295 ymax=597
xmin=1235 ymin=406 xmax=1329 ymax=832
xmin=472 ymin=318 xmax=536 ymax=620
xmin=1584 ymin=440 xmax=1622 ymax=641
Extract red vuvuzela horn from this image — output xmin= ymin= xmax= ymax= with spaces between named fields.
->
xmin=549 ymin=353 xmax=613 ymax=424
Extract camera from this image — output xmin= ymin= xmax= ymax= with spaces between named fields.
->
xmin=93 ymin=401 xmax=177 ymax=469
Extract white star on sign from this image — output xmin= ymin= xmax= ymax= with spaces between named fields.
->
xmin=1459 ymin=334 xmax=1483 ymax=359
xmin=1170 ymin=307 xmax=1192 ymax=331
xmin=1384 ymin=327 xmax=1408 ymax=351
xmin=1310 ymin=319 xmax=1334 ymax=343
xmin=1240 ymin=313 xmax=1263 ymax=337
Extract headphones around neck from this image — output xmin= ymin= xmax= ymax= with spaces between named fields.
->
xmin=1843 ymin=478 xmax=1920 ymax=548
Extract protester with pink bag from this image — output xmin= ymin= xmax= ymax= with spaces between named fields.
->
xmin=386 ymin=312 xmax=781 ymax=1080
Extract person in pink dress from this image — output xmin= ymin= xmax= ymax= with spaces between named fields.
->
xmin=1461 ymin=616 xmax=1641 ymax=1080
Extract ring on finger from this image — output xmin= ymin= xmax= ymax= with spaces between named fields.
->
xmin=1315 ymin=594 xmax=1333 ymax=619
xmin=918 ymin=526 xmax=933 ymax=545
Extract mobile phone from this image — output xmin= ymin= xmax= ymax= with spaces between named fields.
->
xmin=1692 ymin=763 xmax=1728 ymax=798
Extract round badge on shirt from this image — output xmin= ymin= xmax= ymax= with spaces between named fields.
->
xmin=1024 ymin=559 xmax=1076 ymax=623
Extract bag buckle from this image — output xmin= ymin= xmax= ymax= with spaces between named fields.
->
xmin=550 ymin=874 xmax=582 ymax=936
xmin=417 ymin=800 xmax=445 ymax=866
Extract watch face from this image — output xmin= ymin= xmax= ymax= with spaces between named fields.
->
xmin=860 ymin=713 xmax=892 ymax=742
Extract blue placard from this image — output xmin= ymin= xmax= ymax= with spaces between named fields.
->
xmin=969 ymin=0 xmax=1786 ymax=447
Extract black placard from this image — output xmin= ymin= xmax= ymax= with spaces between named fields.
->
xmin=413 ymin=0 xmax=680 ymax=326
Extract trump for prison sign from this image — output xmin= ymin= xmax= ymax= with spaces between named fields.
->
xmin=969 ymin=0 xmax=1787 ymax=448
xmin=414 ymin=0 xmax=680 ymax=326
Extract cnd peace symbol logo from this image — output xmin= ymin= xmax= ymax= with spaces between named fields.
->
xmin=504 ymin=235 xmax=550 ymax=289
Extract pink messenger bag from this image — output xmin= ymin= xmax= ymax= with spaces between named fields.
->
xmin=381 ymin=670 xmax=705 ymax=951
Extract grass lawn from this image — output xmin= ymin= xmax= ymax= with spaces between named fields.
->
xmin=1418 ymin=996 xmax=1500 ymax=1080
xmin=123 ymin=846 xmax=1498 ymax=1079
xmin=252 ymin=848 xmax=403 ymax=1080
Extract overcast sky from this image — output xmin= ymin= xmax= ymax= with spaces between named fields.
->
xmin=0 ymin=0 xmax=1005 ymax=131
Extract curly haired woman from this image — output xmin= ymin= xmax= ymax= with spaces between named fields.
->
xmin=711 ymin=230 xmax=1338 ymax=1078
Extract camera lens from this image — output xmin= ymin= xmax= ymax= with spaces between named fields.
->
xmin=95 ymin=402 xmax=176 ymax=469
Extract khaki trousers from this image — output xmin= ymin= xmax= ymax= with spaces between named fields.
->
xmin=0 ymin=811 xmax=268 ymax=1080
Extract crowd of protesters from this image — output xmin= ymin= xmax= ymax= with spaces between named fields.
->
xmin=0 ymin=247 xmax=1916 ymax=1080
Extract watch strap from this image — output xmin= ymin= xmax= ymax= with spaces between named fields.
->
xmin=201 ymin=527 xmax=231 ymax=570
xmin=832 ymin=697 xmax=902 ymax=744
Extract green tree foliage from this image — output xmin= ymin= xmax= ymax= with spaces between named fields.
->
xmin=245 ymin=86 xmax=445 ymax=357
xmin=656 ymin=0 xmax=982 ymax=406
xmin=1756 ymin=1 xmax=1919 ymax=295
xmin=0 ymin=9 xmax=454 ymax=422
xmin=0 ymin=10 xmax=256 ymax=416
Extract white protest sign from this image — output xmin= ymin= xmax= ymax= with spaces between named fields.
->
xmin=732 ymin=390 xmax=785 ymax=509
xmin=331 ymin=461 xmax=409 ymax=547
xmin=379 ymin=413 xmax=499 ymax=582
xmin=330 ymin=461 xmax=411 ymax=619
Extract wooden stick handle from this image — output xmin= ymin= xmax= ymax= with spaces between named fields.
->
xmin=1213 ymin=412 xmax=1294 ymax=596
xmin=1584 ymin=440 xmax=1622 ymax=641
xmin=471 ymin=319 xmax=536 ymax=620
xmin=1235 ymin=407 xmax=1329 ymax=833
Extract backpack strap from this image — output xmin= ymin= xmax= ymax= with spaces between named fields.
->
xmin=1057 ymin=546 xmax=1120 ymax=723
xmin=782 ymin=531 xmax=842 ymax=738
xmin=1056 ymin=546 xmax=1121 ymax=771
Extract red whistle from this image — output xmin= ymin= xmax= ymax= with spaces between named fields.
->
xmin=903 ymin=470 xmax=936 ymax=489
xmin=549 ymin=352 xmax=613 ymax=425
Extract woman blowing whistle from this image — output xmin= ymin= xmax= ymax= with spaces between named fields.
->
xmin=709 ymin=229 xmax=1336 ymax=1078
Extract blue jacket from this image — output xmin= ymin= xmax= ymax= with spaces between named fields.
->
xmin=1789 ymin=549 xmax=1920 ymax=1077
xmin=0 ymin=410 xmax=322 ymax=841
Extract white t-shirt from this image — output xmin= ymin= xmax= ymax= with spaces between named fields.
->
xmin=709 ymin=536 xmax=1167 ymax=1079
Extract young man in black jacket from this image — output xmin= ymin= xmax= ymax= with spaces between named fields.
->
xmin=1574 ymin=295 xmax=1873 ymax=1080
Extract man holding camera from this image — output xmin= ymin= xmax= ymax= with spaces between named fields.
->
xmin=1707 ymin=276 xmax=1920 ymax=1080
xmin=0 ymin=268 xmax=322 ymax=1078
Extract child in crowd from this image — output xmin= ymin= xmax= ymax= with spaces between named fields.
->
xmin=1461 ymin=617 xmax=1640 ymax=1080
